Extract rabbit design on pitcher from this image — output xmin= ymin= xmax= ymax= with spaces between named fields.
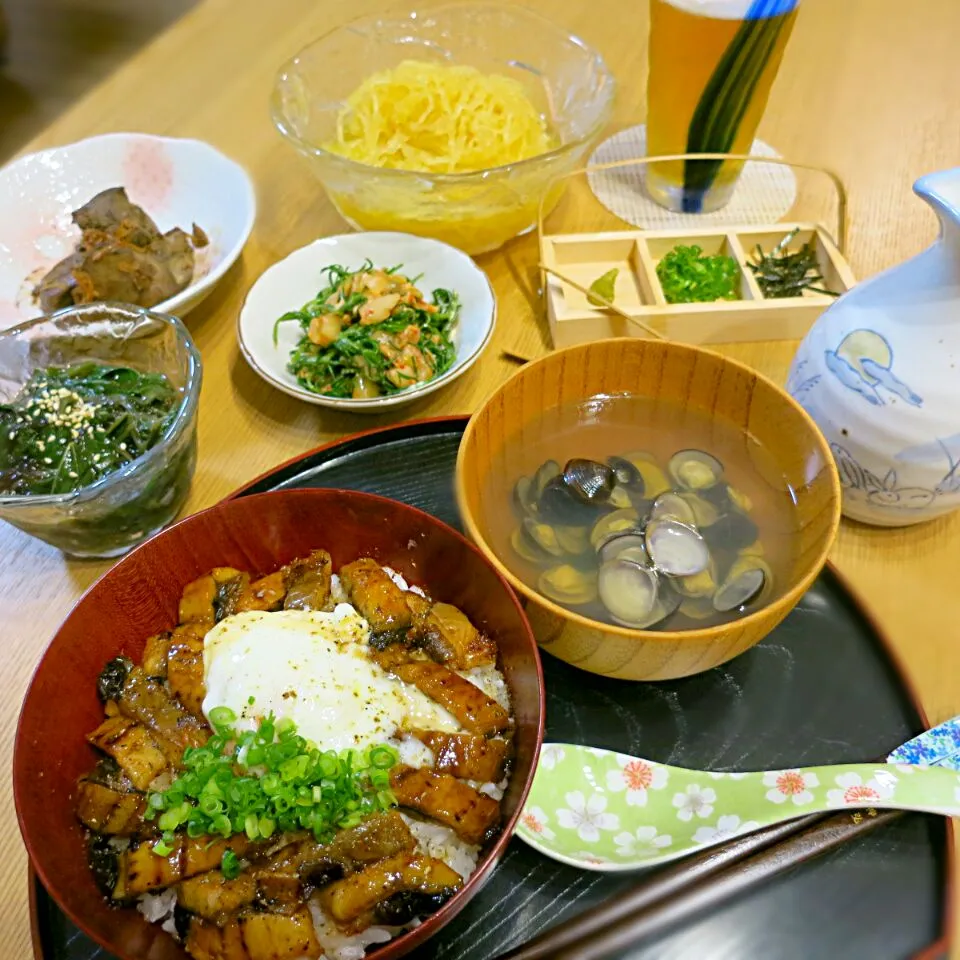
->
xmin=789 ymin=167 xmax=960 ymax=526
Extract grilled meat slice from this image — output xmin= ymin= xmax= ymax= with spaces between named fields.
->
xmin=396 ymin=662 xmax=510 ymax=736
xmin=86 ymin=716 xmax=168 ymax=791
xmin=179 ymin=574 xmax=219 ymax=625
xmin=84 ymin=755 xmax=135 ymax=792
xmin=238 ymin=907 xmax=321 ymax=960
xmin=339 ymin=559 xmax=412 ymax=639
xmin=420 ymin=603 xmax=497 ymax=669
xmin=315 ymin=811 xmax=415 ymax=873
xmin=142 ymin=631 xmax=172 ymax=679
xmin=167 ymin=624 xmax=207 ymax=718
xmin=253 ymin=812 xmax=415 ymax=907
xmin=75 ymin=780 xmax=146 ymax=835
xmin=186 ymin=918 xmax=251 ymax=960
xmin=214 ymin=570 xmax=287 ymax=619
xmin=184 ymin=835 xmax=255 ymax=880
xmin=282 ymin=550 xmax=333 ymax=611
xmin=390 ymin=766 xmax=500 ymax=844
xmin=234 ymin=571 xmax=287 ymax=614
xmin=371 ymin=644 xmax=417 ymax=672
xmin=119 ymin=666 xmax=208 ymax=756
xmin=114 ymin=837 xmax=184 ymax=898
xmin=252 ymin=842 xmax=309 ymax=909
xmin=404 ymin=591 xmax=433 ymax=637
xmin=411 ymin=730 xmax=509 ymax=782
xmin=318 ymin=852 xmax=461 ymax=930
xmin=178 ymin=871 xmax=258 ymax=926
xmin=112 ymin=835 xmax=257 ymax=900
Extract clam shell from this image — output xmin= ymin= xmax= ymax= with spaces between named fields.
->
xmin=598 ymin=558 xmax=659 ymax=625
xmin=539 ymin=564 xmax=598 ymax=605
xmin=668 ymin=449 xmax=724 ymax=491
xmin=645 ymin=519 xmax=710 ymax=577
xmin=562 ymin=458 xmax=616 ymax=503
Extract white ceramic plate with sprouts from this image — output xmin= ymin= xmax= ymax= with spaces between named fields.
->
xmin=0 ymin=132 xmax=256 ymax=329
xmin=237 ymin=232 xmax=497 ymax=413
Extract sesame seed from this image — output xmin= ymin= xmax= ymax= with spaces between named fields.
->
xmin=43 ymin=457 xmax=52 ymax=464
xmin=68 ymin=471 xmax=78 ymax=478
xmin=119 ymin=442 xmax=127 ymax=451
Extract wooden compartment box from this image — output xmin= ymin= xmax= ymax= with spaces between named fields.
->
xmin=541 ymin=223 xmax=856 ymax=348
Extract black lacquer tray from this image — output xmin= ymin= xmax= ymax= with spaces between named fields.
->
xmin=32 ymin=417 xmax=950 ymax=960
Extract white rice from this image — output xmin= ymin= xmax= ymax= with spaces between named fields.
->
xmin=329 ymin=574 xmax=348 ymax=605
xmin=400 ymin=813 xmax=481 ymax=882
xmin=394 ymin=733 xmax=434 ymax=769
xmin=309 ymin=904 xmax=401 ymax=960
xmin=461 ymin=664 xmax=511 ymax=710
xmin=138 ymin=887 xmax=179 ymax=937
xmin=381 ymin=566 xmax=427 ymax=597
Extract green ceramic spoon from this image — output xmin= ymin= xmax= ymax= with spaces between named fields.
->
xmin=515 ymin=743 xmax=960 ymax=872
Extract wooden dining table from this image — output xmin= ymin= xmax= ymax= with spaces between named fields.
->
xmin=3 ymin=0 xmax=960 ymax=956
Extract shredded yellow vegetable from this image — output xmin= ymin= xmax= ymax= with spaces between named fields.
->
xmin=327 ymin=60 xmax=554 ymax=173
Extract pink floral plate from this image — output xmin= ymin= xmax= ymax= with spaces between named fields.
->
xmin=0 ymin=132 xmax=255 ymax=329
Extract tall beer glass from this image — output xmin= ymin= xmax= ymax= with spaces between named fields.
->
xmin=645 ymin=0 xmax=800 ymax=214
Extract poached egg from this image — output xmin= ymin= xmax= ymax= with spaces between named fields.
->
xmin=201 ymin=604 xmax=460 ymax=752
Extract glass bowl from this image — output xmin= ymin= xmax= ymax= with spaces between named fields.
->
xmin=270 ymin=2 xmax=616 ymax=255
xmin=0 ymin=303 xmax=202 ymax=557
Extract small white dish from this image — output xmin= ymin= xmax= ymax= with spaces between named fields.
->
xmin=0 ymin=132 xmax=256 ymax=329
xmin=238 ymin=232 xmax=496 ymax=413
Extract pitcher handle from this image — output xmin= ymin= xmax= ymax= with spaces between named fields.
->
xmin=914 ymin=168 xmax=960 ymax=247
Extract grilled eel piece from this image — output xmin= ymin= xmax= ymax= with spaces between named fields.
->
xmin=390 ymin=765 xmax=500 ymax=845
xmin=417 ymin=602 xmax=497 ymax=670
xmin=179 ymin=566 xmax=287 ymax=627
xmin=86 ymin=716 xmax=170 ymax=791
xmin=254 ymin=812 xmax=415 ymax=909
xmin=142 ymin=631 xmax=172 ymax=679
xmin=179 ymin=871 xmax=258 ymax=926
xmin=166 ymin=622 xmax=209 ymax=718
xmin=281 ymin=549 xmax=333 ymax=611
xmin=187 ymin=906 xmax=321 ymax=960
xmin=396 ymin=661 xmax=510 ymax=736
xmin=410 ymin=730 xmax=509 ymax=782
xmin=370 ymin=582 xmax=498 ymax=670
xmin=118 ymin=666 xmax=208 ymax=756
xmin=111 ymin=834 xmax=258 ymax=899
xmin=339 ymin=558 xmax=412 ymax=641
xmin=318 ymin=852 xmax=462 ymax=931
xmin=76 ymin=780 xmax=146 ymax=836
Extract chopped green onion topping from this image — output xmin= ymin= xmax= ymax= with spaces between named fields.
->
xmin=208 ymin=705 xmax=237 ymax=728
xmin=656 ymin=245 xmax=740 ymax=304
xmin=145 ymin=712 xmax=400 ymax=865
xmin=221 ymin=849 xmax=241 ymax=880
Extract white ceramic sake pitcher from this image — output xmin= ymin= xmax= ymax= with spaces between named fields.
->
xmin=788 ymin=168 xmax=960 ymax=526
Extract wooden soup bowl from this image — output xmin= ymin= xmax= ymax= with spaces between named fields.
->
xmin=456 ymin=338 xmax=841 ymax=681
xmin=15 ymin=489 xmax=544 ymax=960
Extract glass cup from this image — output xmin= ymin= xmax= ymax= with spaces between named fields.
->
xmin=0 ymin=303 xmax=202 ymax=557
xmin=645 ymin=0 xmax=801 ymax=214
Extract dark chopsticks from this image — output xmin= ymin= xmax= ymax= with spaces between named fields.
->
xmin=496 ymin=807 xmax=901 ymax=960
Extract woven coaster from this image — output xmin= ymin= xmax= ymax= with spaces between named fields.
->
xmin=586 ymin=124 xmax=797 ymax=229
